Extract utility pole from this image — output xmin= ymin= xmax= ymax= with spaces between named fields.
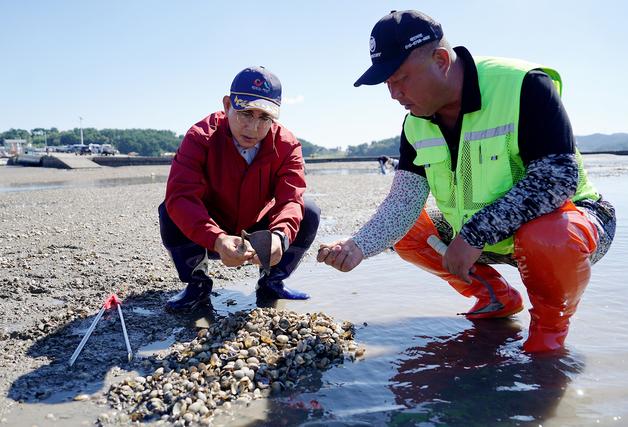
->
xmin=33 ymin=129 xmax=47 ymax=148
xmin=79 ymin=116 xmax=84 ymax=145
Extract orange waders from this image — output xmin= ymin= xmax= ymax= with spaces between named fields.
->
xmin=394 ymin=201 xmax=598 ymax=352
xmin=513 ymin=201 xmax=598 ymax=352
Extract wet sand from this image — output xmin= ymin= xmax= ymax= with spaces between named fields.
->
xmin=0 ymin=161 xmax=393 ymax=426
xmin=0 ymin=155 xmax=626 ymax=426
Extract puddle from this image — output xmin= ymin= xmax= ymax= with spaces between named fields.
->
xmin=319 ymin=216 xmax=337 ymax=227
xmin=0 ymin=175 xmax=168 ymax=193
xmin=136 ymin=327 xmax=183 ymax=358
xmin=131 ymin=307 xmax=155 ymax=316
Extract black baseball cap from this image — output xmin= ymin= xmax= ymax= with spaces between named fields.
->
xmin=354 ymin=10 xmax=443 ymax=87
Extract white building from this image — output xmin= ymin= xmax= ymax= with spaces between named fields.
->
xmin=2 ymin=139 xmax=29 ymax=156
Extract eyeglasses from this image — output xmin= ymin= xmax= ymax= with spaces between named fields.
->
xmin=234 ymin=110 xmax=274 ymax=129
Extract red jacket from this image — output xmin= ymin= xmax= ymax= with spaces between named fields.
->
xmin=165 ymin=111 xmax=306 ymax=251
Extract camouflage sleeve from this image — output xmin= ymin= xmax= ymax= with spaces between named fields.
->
xmin=353 ymin=170 xmax=429 ymax=258
xmin=459 ymin=153 xmax=578 ymax=248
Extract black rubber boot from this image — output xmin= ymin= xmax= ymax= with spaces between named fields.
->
xmin=165 ymin=280 xmax=213 ymax=313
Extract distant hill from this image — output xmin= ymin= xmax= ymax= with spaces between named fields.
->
xmin=345 ymin=136 xmax=401 ymax=157
xmin=299 ymin=136 xmax=402 ymax=158
xmin=305 ymin=132 xmax=628 ymax=157
xmin=298 ymin=138 xmax=344 ymax=158
xmin=575 ymin=133 xmax=628 ymax=152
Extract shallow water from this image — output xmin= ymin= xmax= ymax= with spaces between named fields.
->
xmin=0 ymin=168 xmax=381 ymax=191
xmin=211 ymin=172 xmax=627 ymax=426
xmin=4 ymin=158 xmax=627 ymax=426
xmin=306 ymin=168 xmax=380 ymax=176
xmin=136 ymin=327 xmax=183 ymax=358
xmin=0 ymin=174 xmax=168 ymax=192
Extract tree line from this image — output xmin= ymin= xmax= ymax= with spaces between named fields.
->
xmin=4 ymin=126 xmax=620 ymax=158
xmin=1 ymin=128 xmax=403 ymax=158
xmin=0 ymin=128 xmax=183 ymax=157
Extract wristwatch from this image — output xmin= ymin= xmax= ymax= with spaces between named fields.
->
xmin=272 ymin=230 xmax=289 ymax=253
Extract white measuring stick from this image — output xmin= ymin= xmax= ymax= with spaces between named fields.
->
xmin=68 ymin=305 xmax=106 ymax=367
xmin=427 ymin=235 xmax=448 ymax=256
xmin=116 ymin=304 xmax=133 ymax=362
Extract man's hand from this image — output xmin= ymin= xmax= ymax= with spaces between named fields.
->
xmin=214 ymin=234 xmax=255 ymax=267
xmin=316 ymin=238 xmax=364 ymax=272
xmin=252 ymin=233 xmax=283 ymax=267
xmin=269 ymin=233 xmax=283 ymax=266
xmin=442 ymin=235 xmax=483 ymax=283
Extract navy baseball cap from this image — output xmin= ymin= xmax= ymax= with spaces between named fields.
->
xmin=230 ymin=66 xmax=282 ymax=119
xmin=354 ymin=10 xmax=443 ymax=87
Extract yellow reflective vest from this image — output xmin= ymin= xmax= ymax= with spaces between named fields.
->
xmin=404 ymin=56 xmax=598 ymax=254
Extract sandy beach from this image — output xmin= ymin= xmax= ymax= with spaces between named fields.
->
xmin=0 ymin=156 xmax=626 ymax=426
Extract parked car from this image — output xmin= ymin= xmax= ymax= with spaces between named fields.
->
xmin=100 ymin=144 xmax=116 ymax=156
xmin=71 ymin=144 xmax=92 ymax=155
xmin=89 ymin=144 xmax=102 ymax=154
xmin=55 ymin=145 xmax=73 ymax=153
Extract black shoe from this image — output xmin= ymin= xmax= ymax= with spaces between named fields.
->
xmin=165 ymin=281 xmax=212 ymax=313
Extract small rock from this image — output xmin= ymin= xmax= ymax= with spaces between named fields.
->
xmin=188 ymin=400 xmax=205 ymax=413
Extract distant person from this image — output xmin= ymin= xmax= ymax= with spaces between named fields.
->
xmin=390 ymin=157 xmax=399 ymax=170
xmin=317 ymin=10 xmax=615 ymax=352
xmin=159 ymin=66 xmax=320 ymax=312
xmin=377 ymin=155 xmax=400 ymax=174
xmin=377 ymin=155 xmax=390 ymax=174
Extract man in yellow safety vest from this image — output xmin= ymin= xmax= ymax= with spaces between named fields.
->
xmin=318 ymin=10 xmax=616 ymax=353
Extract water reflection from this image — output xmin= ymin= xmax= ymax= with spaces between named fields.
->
xmin=388 ymin=319 xmax=583 ymax=426
xmin=0 ymin=175 xmax=168 ymax=193
xmin=306 ymin=168 xmax=380 ymax=176
xmin=234 ymin=316 xmax=583 ymax=426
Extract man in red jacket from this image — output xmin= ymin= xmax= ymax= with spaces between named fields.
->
xmin=159 ymin=66 xmax=320 ymax=312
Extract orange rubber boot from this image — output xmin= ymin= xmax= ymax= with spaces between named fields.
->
xmin=514 ymin=201 xmax=598 ymax=353
xmin=394 ymin=209 xmax=523 ymax=319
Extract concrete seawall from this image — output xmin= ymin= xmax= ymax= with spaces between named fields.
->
xmin=10 ymin=153 xmax=101 ymax=169
xmin=92 ymin=156 xmax=172 ymax=167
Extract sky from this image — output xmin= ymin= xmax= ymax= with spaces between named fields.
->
xmin=1 ymin=0 xmax=627 ymax=148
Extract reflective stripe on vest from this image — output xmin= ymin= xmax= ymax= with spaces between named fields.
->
xmin=412 ymin=138 xmax=446 ymax=150
xmin=465 ymin=123 xmax=515 ymax=142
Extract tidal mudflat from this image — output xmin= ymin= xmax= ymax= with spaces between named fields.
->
xmin=0 ymin=155 xmax=626 ymax=426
